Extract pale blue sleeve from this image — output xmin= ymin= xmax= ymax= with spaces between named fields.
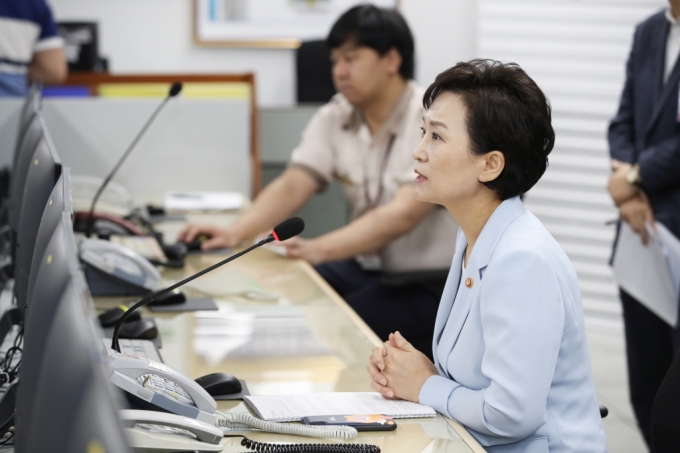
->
xmin=419 ymin=249 xmax=565 ymax=441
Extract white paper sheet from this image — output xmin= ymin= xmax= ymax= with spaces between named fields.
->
xmin=164 ymin=191 xmax=243 ymax=211
xmin=657 ymin=222 xmax=680 ymax=306
xmin=243 ymin=392 xmax=436 ymax=422
xmin=612 ymin=222 xmax=680 ymax=327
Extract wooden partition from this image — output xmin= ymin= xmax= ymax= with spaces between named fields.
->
xmin=58 ymin=72 xmax=261 ymax=196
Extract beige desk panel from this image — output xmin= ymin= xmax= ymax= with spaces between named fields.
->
xmin=97 ymin=215 xmax=485 ymax=453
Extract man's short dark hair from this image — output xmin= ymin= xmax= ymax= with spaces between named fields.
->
xmin=326 ymin=4 xmax=415 ymax=80
xmin=423 ymin=59 xmax=555 ymax=200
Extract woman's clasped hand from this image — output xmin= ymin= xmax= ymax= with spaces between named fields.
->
xmin=367 ymin=331 xmax=437 ymax=402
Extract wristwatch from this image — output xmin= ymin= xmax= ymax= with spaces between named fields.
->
xmin=626 ymin=164 xmax=641 ymax=185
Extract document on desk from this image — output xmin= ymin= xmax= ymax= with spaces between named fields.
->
xmin=164 ymin=191 xmax=243 ymax=211
xmin=243 ymin=392 xmax=436 ymax=422
xmin=612 ymin=222 xmax=680 ymax=327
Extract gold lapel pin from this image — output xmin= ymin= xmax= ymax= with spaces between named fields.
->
xmin=465 ymin=277 xmax=473 ymax=288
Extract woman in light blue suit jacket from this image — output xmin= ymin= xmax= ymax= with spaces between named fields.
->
xmin=368 ymin=60 xmax=608 ymax=452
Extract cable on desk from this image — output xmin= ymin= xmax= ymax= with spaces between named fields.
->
xmin=226 ymin=435 xmax=380 ymax=453
xmin=0 ymin=328 xmax=22 ymax=387
xmin=216 ymin=412 xmax=355 ymax=438
xmin=216 ymin=412 xmax=358 ymax=439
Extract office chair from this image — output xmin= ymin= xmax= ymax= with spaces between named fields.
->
xmin=296 ymin=40 xmax=336 ymax=104
xmin=650 ymin=348 xmax=680 ymax=452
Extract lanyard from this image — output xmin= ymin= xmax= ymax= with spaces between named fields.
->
xmin=363 ymin=134 xmax=396 ymax=211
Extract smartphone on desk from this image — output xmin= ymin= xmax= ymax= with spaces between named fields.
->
xmin=302 ymin=414 xmax=397 ymax=431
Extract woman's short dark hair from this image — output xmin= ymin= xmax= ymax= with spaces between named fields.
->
xmin=423 ymin=59 xmax=555 ymax=200
xmin=326 ymin=4 xmax=415 ymax=80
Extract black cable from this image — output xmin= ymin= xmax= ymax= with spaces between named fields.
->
xmin=225 ymin=435 xmax=381 ymax=453
xmin=0 ymin=328 xmax=22 ymax=386
xmin=0 ymin=429 xmax=14 ymax=446
xmin=124 ymin=209 xmax=163 ymax=242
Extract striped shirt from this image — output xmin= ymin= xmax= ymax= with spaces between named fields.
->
xmin=0 ymin=0 xmax=63 ymax=96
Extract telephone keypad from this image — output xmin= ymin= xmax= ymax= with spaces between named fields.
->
xmin=138 ymin=374 xmax=195 ymax=407
xmin=135 ymin=423 xmax=198 ymax=440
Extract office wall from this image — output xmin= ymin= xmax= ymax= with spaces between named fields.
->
xmin=0 ymin=97 xmax=251 ymax=198
xmin=47 ymin=0 xmax=477 ymax=107
xmin=479 ymin=0 xmax=666 ymax=330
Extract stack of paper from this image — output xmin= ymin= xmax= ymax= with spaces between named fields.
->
xmin=243 ymin=392 xmax=436 ymax=422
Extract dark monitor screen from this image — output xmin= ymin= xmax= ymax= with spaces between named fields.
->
xmin=17 ymin=279 xmax=130 ymax=453
xmin=14 ymin=130 xmax=62 ymax=312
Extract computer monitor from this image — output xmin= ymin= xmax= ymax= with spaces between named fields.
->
xmin=22 ymin=169 xmax=72 ymax=323
xmin=14 ymin=213 xmax=77 ymax=444
xmin=18 ymin=279 xmax=130 ymax=453
xmin=13 ymin=127 xmax=62 ymax=313
xmin=8 ymin=114 xmax=45 ymax=234
xmin=13 ymin=81 xmax=42 ymax=167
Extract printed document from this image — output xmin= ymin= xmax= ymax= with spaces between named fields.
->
xmin=243 ymin=392 xmax=436 ymax=422
xmin=612 ymin=222 xmax=680 ymax=327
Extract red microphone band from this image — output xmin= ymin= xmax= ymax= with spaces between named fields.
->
xmin=272 ymin=230 xmax=280 ymax=242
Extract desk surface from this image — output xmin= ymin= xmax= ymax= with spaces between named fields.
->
xmin=97 ymin=215 xmax=485 ymax=453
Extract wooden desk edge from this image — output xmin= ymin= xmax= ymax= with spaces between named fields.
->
xmin=298 ymin=260 xmax=487 ymax=452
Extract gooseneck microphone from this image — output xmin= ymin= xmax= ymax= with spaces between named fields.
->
xmin=111 ymin=217 xmax=305 ymax=352
xmin=85 ymin=82 xmax=183 ymax=238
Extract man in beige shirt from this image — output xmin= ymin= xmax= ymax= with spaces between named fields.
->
xmin=179 ymin=4 xmax=457 ymax=356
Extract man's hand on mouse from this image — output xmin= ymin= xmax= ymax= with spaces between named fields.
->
xmin=177 ymin=223 xmax=239 ymax=250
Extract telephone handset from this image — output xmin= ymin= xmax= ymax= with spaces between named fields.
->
xmin=107 ymin=351 xmax=217 ymax=425
xmin=80 ymin=238 xmax=160 ymax=296
xmin=74 ymin=211 xmax=147 ymax=237
xmin=120 ymin=409 xmax=223 ymax=452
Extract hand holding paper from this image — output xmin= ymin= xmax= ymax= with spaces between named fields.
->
xmin=612 ymin=221 xmax=680 ymax=326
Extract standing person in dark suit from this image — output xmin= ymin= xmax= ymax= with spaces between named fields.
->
xmin=607 ymin=1 xmax=680 ymax=447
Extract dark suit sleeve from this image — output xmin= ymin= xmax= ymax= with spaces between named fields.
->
xmin=638 ymin=136 xmax=680 ymax=193
xmin=607 ymin=25 xmax=639 ymax=164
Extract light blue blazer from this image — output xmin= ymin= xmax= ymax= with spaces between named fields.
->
xmin=419 ymin=197 xmax=608 ymax=453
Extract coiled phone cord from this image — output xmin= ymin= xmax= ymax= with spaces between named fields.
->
xmin=225 ymin=434 xmax=381 ymax=453
xmin=215 ymin=411 xmax=359 ymax=440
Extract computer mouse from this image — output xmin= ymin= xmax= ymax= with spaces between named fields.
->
xmin=118 ymin=318 xmax=158 ymax=340
xmin=98 ymin=305 xmax=142 ymax=328
xmin=148 ymin=289 xmax=187 ymax=306
xmin=194 ymin=372 xmax=242 ymax=396
xmin=163 ymin=242 xmax=188 ymax=262
xmin=185 ymin=234 xmax=210 ymax=252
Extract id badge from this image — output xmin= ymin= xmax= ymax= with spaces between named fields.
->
xmin=356 ymin=253 xmax=382 ymax=271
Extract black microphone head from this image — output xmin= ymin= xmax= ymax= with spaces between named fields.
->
xmin=272 ymin=217 xmax=305 ymax=242
xmin=169 ymin=82 xmax=183 ymax=97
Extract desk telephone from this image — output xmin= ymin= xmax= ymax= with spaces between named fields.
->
xmin=106 ymin=350 xmax=372 ymax=452
xmin=80 ymin=238 xmax=160 ymax=296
